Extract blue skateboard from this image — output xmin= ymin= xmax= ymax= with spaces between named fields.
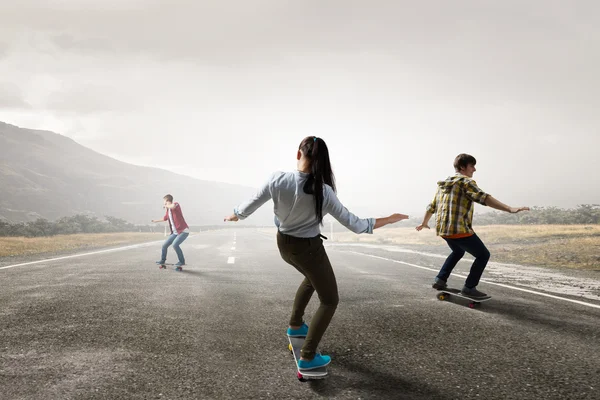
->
xmin=287 ymin=336 xmax=328 ymax=381
xmin=157 ymin=263 xmax=183 ymax=271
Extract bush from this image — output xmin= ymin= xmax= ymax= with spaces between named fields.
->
xmin=476 ymin=204 xmax=600 ymax=225
xmin=0 ymin=214 xmax=149 ymax=237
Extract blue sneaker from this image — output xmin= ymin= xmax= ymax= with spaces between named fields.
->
xmin=156 ymin=260 xmax=166 ymax=265
xmin=298 ymin=353 xmax=331 ymax=370
xmin=287 ymin=322 xmax=309 ymax=337
xmin=174 ymin=262 xmax=185 ymax=267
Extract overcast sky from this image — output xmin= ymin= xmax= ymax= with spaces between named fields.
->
xmin=1 ymin=1 xmax=598 ymax=217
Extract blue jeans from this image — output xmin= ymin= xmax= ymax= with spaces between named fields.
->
xmin=437 ymin=234 xmax=490 ymax=288
xmin=160 ymin=232 xmax=189 ymax=264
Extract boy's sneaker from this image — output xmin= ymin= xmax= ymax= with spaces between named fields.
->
xmin=298 ymin=353 xmax=331 ymax=371
xmin=156 ymin=260 xmax=166 ymax=264
xmin=174 ymin=262 xmax=185 ymax=267
xmin=287 ymin=322 xmax=309 ymax=337
xmin=461 ymin=286 xmax=490 ymax=299
xmin=432 ymin=277 xmax=447 ymax=290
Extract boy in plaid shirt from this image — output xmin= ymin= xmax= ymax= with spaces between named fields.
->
xmin=416 ymin=154 xmax=529 ymax=299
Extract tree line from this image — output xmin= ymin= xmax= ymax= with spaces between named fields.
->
xmin=0 ymin=205 xmax=598 ymax=237
xmin=475 ymin=204 xmax=600 ymax=225
xmin=0 ymin=215 xmax=145 ymax=237
xmin=0 ymin=215 xmax=265 ymax=237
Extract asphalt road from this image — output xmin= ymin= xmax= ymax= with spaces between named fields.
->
xmin=1 ymin=229 xmax=599 ymax=400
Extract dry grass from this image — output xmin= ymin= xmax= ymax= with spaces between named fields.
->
xmin=16 ymin=227 xmax=594 ymax=270
xmin=0 ymin=232 xmax=165 ymax=258
xmin=488 ymin=236 xmax=600 ymax=270
xmin=330 ymin=225 xmax=600 ymax=270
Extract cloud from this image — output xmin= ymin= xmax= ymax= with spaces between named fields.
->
xmin=45 ymin=84 xmax=138 ymax=114
xmin=4 ymin=1 xmax=598 ymax=65
xmin=1 ymin=0 xmax=596 ymax=115
xmin=0 ymin=43 xmax=7 ymax=60
xmin=0 ymin=82 xmax=31 ymax=108
xmin=1 ymin=0 xmax=599 ymax=210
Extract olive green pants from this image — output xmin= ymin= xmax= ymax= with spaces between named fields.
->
xmin=277 ymin=231 xmax=339 ymax=360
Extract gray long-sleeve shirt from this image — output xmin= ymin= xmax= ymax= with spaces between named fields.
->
xmin=233 ymin=170 xmax=375 ymax=238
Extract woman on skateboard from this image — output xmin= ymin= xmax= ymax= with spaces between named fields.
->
xmin=224 ymin=136 xmax=408 ymax=371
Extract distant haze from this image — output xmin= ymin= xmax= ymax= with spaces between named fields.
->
xmin=1 ymin=1 xmax=598 ymax=219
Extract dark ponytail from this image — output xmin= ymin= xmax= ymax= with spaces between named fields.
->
xmin=299 ymin=136 xmax=336 ymax=225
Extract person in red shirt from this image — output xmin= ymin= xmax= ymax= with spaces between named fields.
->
xmin=151 ymin=194 xmax=190 ymax=269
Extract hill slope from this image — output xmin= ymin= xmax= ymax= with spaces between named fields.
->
xmin=0 ymin=121 xmax=274 ymax=226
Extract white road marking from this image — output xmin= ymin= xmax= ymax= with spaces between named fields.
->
xmin=0 ymin=240 xmax=166 ymax=270
xmin=329 ymin=242 xmax=529 ymax=268
xmin=342 ymin=264 xmax=394 ymax=280
xmin=229 ymin=232 xmax=237 ymax=263
xmin=346 ymin=250 xmax=600 ymax=310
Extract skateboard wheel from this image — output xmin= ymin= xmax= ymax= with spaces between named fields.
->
xmin=288 ymin=343 xmax=293 ymax=353
xmin=437 ymin=294 xmax=446 ymax=301
xmin=297 ymin=372 xmax=306 ymax=382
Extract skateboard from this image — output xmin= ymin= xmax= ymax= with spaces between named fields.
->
xmin=435 ymin=287 xmax=491 ymax=308
xmin=287 ymin=336 xmax=328 ymax=381
xmin=157 ymin=263 xmax=183 ymax=271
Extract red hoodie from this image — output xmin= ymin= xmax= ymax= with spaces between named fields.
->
xmin=162 ymin=202 xmax=189 ymax=234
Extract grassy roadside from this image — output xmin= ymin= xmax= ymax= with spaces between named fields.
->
xmin=4 ymin=226 xmax=599 ymax=271
xmin=0 ymin=232 xmax=166 ymax=258
xmin=281 ymin=225 xmax=600 ymax=271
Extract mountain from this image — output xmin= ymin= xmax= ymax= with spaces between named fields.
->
xmin=0 ymin=121 xmax=275 ymax=226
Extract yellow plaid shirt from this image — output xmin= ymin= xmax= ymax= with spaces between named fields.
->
xmin=426 ymin=174 xmax=490 ymax=237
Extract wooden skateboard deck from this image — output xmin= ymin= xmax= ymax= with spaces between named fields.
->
xmin=436 ymin=287 xmax=491 ymax=308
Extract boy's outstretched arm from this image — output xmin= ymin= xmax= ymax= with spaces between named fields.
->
xmin=485 ymin=196 xmax=530 ymax=213
xmin=416 ymin=210 xmax=434 ymax=231
xmin=151 ymin=214 xmax=168 ymax=223
xmin=417 ymin=194 xmax=437 ymax=231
